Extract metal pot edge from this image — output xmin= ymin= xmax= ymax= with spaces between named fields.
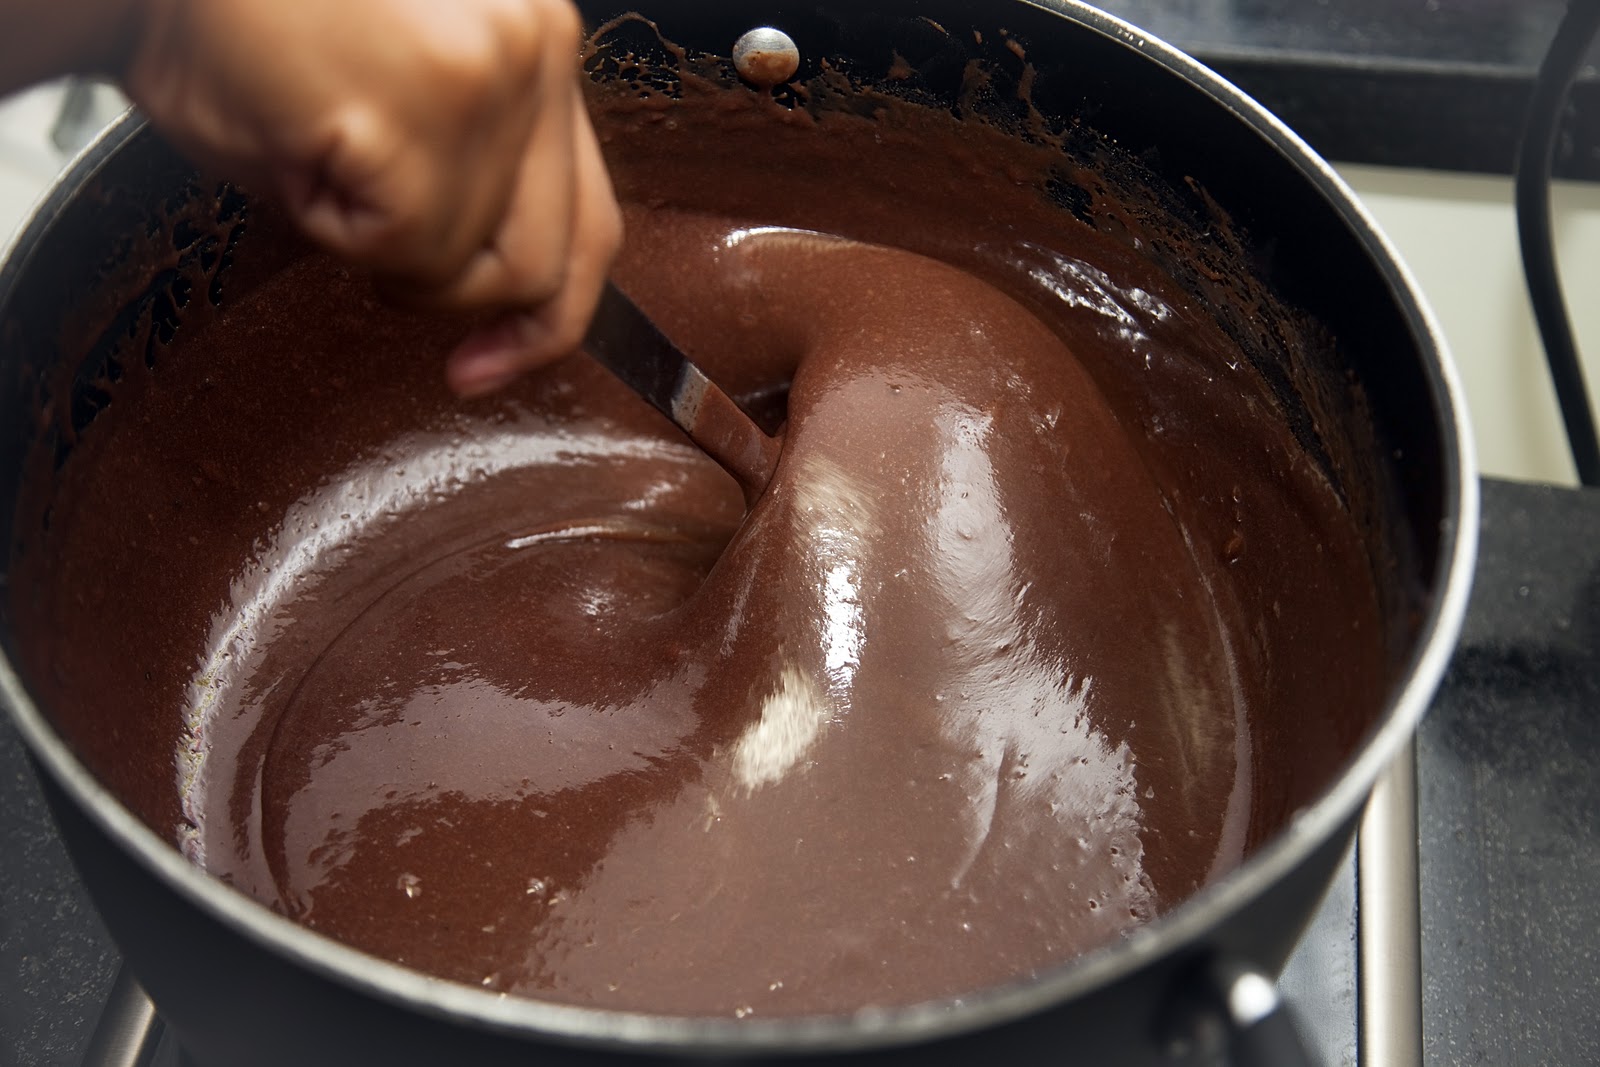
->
xmin=0 ymin=1 xmax=1480 ymax=1054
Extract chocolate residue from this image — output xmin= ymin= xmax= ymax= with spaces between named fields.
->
xmin=9 ymin=19 xmax=1386 ymax=1019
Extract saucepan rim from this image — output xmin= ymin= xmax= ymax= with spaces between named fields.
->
xmin=0 ymin=0 xmax=1477 ymax=1054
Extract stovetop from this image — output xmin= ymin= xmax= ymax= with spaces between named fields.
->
xmin=2 ymin=476 xmax=1596 ymax=1067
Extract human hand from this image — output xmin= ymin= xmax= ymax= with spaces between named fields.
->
xmin=120 ymin=0 xmax=622 ymax=396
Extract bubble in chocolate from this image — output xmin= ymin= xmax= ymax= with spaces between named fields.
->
xmin=733 ymin=27 xmax=800 ymax=89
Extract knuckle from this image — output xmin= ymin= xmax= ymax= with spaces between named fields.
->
xmin=534 ymin=0 xmax=584 ymax=56
xmin=427 ymin=46 xmax=498 ymax=107
xmin=488 ymin=0 xmax=544 ymax=66
xmin=519 ymin=256 xmax=568 ymax=307
xmin=296 ymin=116 xmax=433 ymax=266
xmin=446 ymin=1 xmax=579 ymax=97
xmin=412 ymin=2 xmax=584 ymax=120
xmin=413 ymin=28 xmax=509 ymax=111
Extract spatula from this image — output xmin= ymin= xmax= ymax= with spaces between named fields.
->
xmin=584 ymin=282 xmax=781 ymax=502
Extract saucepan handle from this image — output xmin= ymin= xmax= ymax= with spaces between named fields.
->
xmin=1164 ymin=957 xmax=1318 ymax=1067
xmin=79 ymin=965 xmax=165 ymax=1067
xmin=1206 ymin=960 xmax=1315 ymax=1067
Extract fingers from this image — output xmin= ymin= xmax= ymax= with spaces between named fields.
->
xmin=290 ymin=5 xmax=575 ymax=291
xmin=447 ymin=92 xmax=624 ymax=396
xmin=337 ymin=0 xmax=622 ymax=397
xmin=127 ymin=0 xmax=618 ymax=398
xmin=393 ymin=35 xmax=581 ymax=311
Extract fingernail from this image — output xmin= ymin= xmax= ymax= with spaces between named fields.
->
xmin=447 ymin=315 xmax=552 ymax=397
xmin=448 ymin=342 xmax=520 ymax=397
xmin=453 ymin=365 xmax=522 ymax=398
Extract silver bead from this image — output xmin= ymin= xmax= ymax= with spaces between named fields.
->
xmin=733 ymin=27 xmax=800 ymax=88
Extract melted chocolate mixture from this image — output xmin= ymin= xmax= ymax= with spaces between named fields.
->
xmin=11 ymin=50 xmax=1385 ymax=1018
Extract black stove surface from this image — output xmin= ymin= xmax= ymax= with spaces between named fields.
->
xmin=1417 ymin=479 xmax=1600 ymax=1066
xmin=0 ymin=708 xmax=118 ymax=1066
xmin=1 ymin=477 xmax=1595 ymax=1066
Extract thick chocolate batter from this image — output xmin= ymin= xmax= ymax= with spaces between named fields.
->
xmin=10 ymin=29 xmax=1385 ymax=1020
xmin=217 ymin=215 xmax=1250 ymax=1015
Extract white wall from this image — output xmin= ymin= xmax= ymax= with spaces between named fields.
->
xmin=1337 ymin=163 xmax=1600 ymax=487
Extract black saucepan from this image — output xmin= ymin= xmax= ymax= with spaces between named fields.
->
xmin=0 ymin=2 xmax=1475 ymax=1064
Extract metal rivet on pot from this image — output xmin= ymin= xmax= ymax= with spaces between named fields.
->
xmin=733 ymin=27 xmax=800 ymax=88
